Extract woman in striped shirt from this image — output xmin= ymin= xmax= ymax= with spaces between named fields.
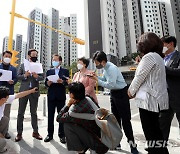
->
xmin=128 ymin=32 xmax=169 ymax=154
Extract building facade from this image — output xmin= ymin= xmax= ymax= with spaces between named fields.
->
xmin=27 ymin=8 xmax=42 ymax=63
xmin=48 ymin=8 xmax=59 ymax=59
xmin=2 ymin=36 xmax=15 ymax=52
xmin=169 ymin=0 xmax=180 ymax=50
xmin=21 ymin=41 xmax=27 ymax=63
xmin=15 ymin=34 xmax=23 ymax=67
xmin=41 ymin=13 xmax=50 ymax=72
xmin=59 ymin=14 xmax=77 ymax=66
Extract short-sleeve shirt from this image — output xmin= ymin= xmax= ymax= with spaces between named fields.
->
xmin=0 ymin=95 xmax=15 ymax=120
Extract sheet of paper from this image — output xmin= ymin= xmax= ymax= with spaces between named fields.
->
xmin=24 ymin=59 xmax=43 ymax=74
xmin=30 ymin=62 xmax=43 ymax=74
xmin=0 ymin=69 xmax=12 ymax=81
xmin=136 ymin=90 xmax=147 ymax=100
xmin=47 ymin=74 xmax=59 ymax=83
xmin=24 ymin=59 xmax=31 ymax=72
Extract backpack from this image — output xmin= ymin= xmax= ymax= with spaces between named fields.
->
xmin=69 ymin=96 xmax=123 ymax=150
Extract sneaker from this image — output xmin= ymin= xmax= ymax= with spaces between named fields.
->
xmin=115 ymin=144 xmax=121 ymax=150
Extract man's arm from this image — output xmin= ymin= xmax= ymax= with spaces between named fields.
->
xmin=15 ymin=87 xmax=38 ymax=99
xmin=166 ymin=66 xmax=180 ymax=76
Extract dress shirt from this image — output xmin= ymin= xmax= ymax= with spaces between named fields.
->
xmin=164 ymin=50 xmax=175 ymax=66
xmin=98 ymin=62 xmax=127 ymax=90
xmin=55 ymin=66 xmax=60 ymax=75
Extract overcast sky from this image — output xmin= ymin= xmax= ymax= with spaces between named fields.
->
xmin=0 ymin=0 xmax=85 ymax=56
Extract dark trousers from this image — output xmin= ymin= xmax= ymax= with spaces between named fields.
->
xmin=159 ymin=106 xmax=180 ymax=141
xmin=47 ymin=99 xmax=65 ymax=138
xmin=139 ymin=108 xmax=169 ymax=154
xmin=64 ymin=123 xmax=108 ymax=154
xmin=110 ymin=86 xmax=135 ymax=144
xmin=17 ymin=94 xmax=39 ymax=134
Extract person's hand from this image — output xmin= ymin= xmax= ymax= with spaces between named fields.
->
xmin=31 ymin=87 xmax=38 ymax=93
xmin=67 ymin=98 xmax=77 ymax=107
xmin=0 ymin=133 xmax=4 ymax=138
xmin=8 ymin=80 xmax=14 ymax=85
xmin=24 ymin=71 xmax=31 ymax=78
xmin=89 ymin=72 xmax=98 ymax=81
xmin=98 ymin=108 xmax=108 ymax=120
xmin=47 ymin=81 xmax=53 ymax=86
xmin=67 ymin=79 xmax=71 ymax=84
xmin=57 ymin=78 xmax=63 ymax=84
xmin=32 ymin=72 xmax=39 ymax=79
xmin=127 ymin=90 xmax=135 ymax=99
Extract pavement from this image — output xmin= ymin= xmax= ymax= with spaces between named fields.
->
xmin=3 ymin=94 xmax=180 ymax=154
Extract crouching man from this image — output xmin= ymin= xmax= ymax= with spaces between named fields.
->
xmin=0 ymin=86 xmax=38 ymax=153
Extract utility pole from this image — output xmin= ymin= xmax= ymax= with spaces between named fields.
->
xmin=8 ymin=0 xmax=85 ymax=67
xmin=8 ymin=0 xmax=16 ymax=51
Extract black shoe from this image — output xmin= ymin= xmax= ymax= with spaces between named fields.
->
xmin=131 ymin=147 xmax=139 ymax=154
xmin=60 ymin=137 xmax=66 ymax=144
xmin=44 ymin=136 xmax=53 ymax=142
xmin=5 ymin=132 xmax=11 ymax=139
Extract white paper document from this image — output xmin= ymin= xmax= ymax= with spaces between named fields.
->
xmin=136 ymin=90 xmax=147 ymax=100
xmin=24 ymin=59 xmax=43 ymax=74
xmin=47 ymin=74 xmax=59 ymax=83
xmin=0 ymin=69 xmax=12 ymax=81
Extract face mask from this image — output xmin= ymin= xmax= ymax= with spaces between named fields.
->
xmin=52 ymin=61 xmax=59 ymax=67
xmin=163 ymin=47 xmax=168 ymax=53
xmin=77 ymin=63 xmax=83 ymax=70
xmin=96 ymin=63 xmax=103 ymax=69
xmin=3 ymin=58 xmax=11 ymax=64
xmin=30 ymin=57 xmax=37 ymax=62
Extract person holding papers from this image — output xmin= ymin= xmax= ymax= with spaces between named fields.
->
xmin=0 ymin=86 xmax=38 ymax=153
xmin=44 ymin=54 xmax=69 ymax=143
xmin=15 ymin=49 xmax=44 ymax=142
xmin=0 ymin=51 xmax=17 ymax=139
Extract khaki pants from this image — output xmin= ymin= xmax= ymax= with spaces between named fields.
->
xmin=3 ymin=104 xmax=11 ymax=132
xmin=0 ymin=116 xmax=9 ymax=136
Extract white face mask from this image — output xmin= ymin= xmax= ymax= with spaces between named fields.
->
xmin=3 ymin=58 xmax=11 ymax=64
xmin=77 ymin=63 xmax=83 ymax=70
xmin=162 ymin=47 xmax=168 ymax=53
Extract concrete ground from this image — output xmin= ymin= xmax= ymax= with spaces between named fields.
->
xmin=2 ymin=94 xmax=180 ymax=154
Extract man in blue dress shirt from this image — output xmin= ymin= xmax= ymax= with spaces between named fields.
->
xmin=91 ymin=51 xmax=138 ymax=154
xmin=159 ymin=36 xmax=180 ymax=141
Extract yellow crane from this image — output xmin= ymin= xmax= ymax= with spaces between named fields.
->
xmin=8 ymin=0 xmax=85 ymax=67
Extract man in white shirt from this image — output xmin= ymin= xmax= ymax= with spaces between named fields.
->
xmin=0 ymin=86 xmax=37 ymax=153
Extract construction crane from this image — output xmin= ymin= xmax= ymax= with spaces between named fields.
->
xmin=8 ymin=0 xmax=85 ymax=66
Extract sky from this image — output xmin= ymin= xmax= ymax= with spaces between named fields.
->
xmin=0 ymin=0 xmax=85 ymax=57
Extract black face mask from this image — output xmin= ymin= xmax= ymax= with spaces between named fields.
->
xmin=30 ymin=57 xmax=37 ymax=62
xmin=96 ymin=64 xmax=103 ymax=69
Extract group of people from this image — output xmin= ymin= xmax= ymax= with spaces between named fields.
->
xmin=0 ymin=33 xmax=180 ymax=154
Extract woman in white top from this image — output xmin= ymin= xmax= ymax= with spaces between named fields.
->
xmin=0 ymin=87 xmax=37 ymax=153
xmin=128 ymin=32 xmax=169 ymax=154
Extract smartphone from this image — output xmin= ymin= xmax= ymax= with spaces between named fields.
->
xmin=62 ymin=75 xmax=69 ymax=80
xmin=85 ymin=74 xmax=93 ymax=77
xmin=35 ymin=87 xmax=38 ymax=91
